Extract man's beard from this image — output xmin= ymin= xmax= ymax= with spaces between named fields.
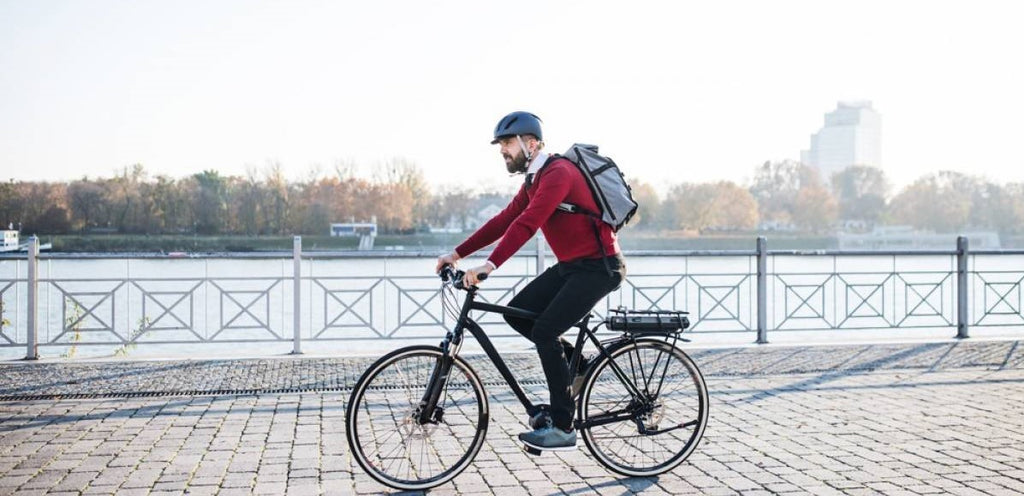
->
xmin=504 ymin=150 xmax=528 ymax=174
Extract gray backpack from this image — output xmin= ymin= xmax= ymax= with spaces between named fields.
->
xmin=554 ymin=144 xmax=638 ymax=232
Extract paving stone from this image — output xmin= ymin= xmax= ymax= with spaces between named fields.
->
xmin=0 ymin=342 xmax=1022 ymax=494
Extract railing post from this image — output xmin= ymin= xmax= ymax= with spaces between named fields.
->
xmin=756 ymin=236 xmax=768 ymax=344
xmin=25 ymin=236 xmax=39 ymax=360
xmin=956 ymin=235 xmax=969 ymax=339
xmin=536 ymin=234 xmax=546 ymax=274
xmin=292 ymin=236 xmax=303 ymax=354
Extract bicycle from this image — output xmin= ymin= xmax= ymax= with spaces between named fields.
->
xmin=345 ymin=265 xmax=709 ymax=490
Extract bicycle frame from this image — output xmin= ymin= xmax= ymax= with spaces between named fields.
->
xmin=420 ymin=284 xmax=673 ymax=431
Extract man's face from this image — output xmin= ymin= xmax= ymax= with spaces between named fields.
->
xmin=498 ymin=136 xmax=529 ymax=174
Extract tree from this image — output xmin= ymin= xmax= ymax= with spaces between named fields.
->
xmin=628 ymin=182 xmax=661 ymax=230
xmin=792 ymin=185 xmax=838 ymax=232
xmin=67 ymin=179 xmax=105 ymax=231
xmin=149 ymin=175 xmax=188 ymax=233
xmin=664 ymin=181 xmax=758 ymax=232
xmin=750 ymin=160 xmax=836 ymax=231
xmin=887 ymin=171 xmax=973 ymax=232
xmin=260 ymin=163 xmax=291 ymax=235
xmin=191 ymin=170 xmax=229 ymax=234
xmin=999 ymin=184 xmax=1024 ymax=234
xmin=422 ymin=185 xmax=474 ymax=230
xmin=0 ymin=180 xmax=21 ymax=228
xmin=376 ymin=158 xmax=429 ymax=226
xmin=831 ymin=165 xmax=889 ymax=226
xmin=15 ymin=182 xmax=69 ymax=234
xmin=370 ymin=183 xmax=416 ymax=233
xmin=34 ymin=205 xmax=71 ymax=234
xmin=108 ymin=164 xmax=148 ymax=233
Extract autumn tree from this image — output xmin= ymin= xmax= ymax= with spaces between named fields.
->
xmin=150 ymin=175 xmax=189 ymax=233
xmin=887 ymin=171 xmax=973 ymax=232
xmin=107 ymin=164 xmax=164 ymax=233
xmin=260 ymin=163 xmax=291 ymax=235
xmin=423 ymin=185 xmax=474 ymax=230
xmin=628 ymin=182 xmax=661 ymax=230
xmin=375 ymin=158 xmax=429 ymax=229
xmin=750 ymin=160 xmax=837 ymax=231
xmin=664 ymin=181 xmax=758 ymax=232
xmin=965 ymin=181 xmax=1024 ymax=233
xmin=831 ymin=165 xmax=889 ymax=226
xmin=15 ymin=182 xmax=70 ymax=234
xmin=67 ymin=179 xmax=105 ymax=231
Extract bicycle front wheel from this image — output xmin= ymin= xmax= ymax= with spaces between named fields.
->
xmin=579 ymin=339 xmax=709 ymax=476
xmin=345 ymin=346 xmax=489 ymax=490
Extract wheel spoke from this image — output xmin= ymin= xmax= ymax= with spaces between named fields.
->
xmin=347 ymin=348 xmax=487 ymax=490
xmin=580 ymin=341 xmax=708 ymax=476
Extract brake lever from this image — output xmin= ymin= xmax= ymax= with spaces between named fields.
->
xmin=440 ymin=264 xmax=487 ymax=291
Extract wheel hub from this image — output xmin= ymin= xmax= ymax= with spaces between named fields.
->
xmin=401 ymin=411 xmax=439 ymax=438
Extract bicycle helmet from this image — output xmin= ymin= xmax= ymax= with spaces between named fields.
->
xmin=491 ymin=111 xmax=543 ymax=144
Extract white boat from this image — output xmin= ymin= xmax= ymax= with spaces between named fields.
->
xmin=0 ymin=230 xmax=52 ymax=252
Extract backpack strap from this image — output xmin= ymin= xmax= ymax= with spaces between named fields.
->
xmin=555 ymin=206 xmax=613 ymax=277
xmin=541 ymin=155 xmax=614 ymax=276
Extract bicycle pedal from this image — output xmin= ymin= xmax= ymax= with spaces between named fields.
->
xmin=522 ymin=445 xmax=543 ymax=456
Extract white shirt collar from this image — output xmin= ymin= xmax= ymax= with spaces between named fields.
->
xmin=526 ymin=151 xmax=549 ymax=175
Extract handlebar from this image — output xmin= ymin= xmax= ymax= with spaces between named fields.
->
xmin=439 ymin=264 xmax=487 ymax=290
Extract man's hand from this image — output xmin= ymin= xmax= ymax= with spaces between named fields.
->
xmin=436 ymin=251 xmax=460 ymax=274
xmin=462 ymin=263 xmax=493 ymax=287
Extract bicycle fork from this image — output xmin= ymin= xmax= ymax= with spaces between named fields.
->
xmin=414 ymin=320 xmax=467 ymax=425
xmin=415 ymin=354 xmax=453 ymax=425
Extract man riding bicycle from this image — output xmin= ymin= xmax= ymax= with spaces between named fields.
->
xmin=436 ymin=111 xmax=626 ymax=450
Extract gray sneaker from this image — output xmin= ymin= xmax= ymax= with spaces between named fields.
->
xmin=518 ymin=425 xmax=577 ymax=451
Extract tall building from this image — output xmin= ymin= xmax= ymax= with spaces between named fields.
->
xmin=801 ymin=101 xmax=881 ymax=182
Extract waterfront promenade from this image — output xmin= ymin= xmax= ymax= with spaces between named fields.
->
xmin=1 ymin=340 xmax=1023 ymax=495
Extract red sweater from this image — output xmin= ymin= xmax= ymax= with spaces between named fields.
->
xmin=455 ymin=158 xmax=620 ymax=268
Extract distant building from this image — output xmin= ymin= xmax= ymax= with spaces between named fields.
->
xmin=330 ymin=223 xmax=377 ymax=250
xmin=801 ymin=101 xmax=882 ymax=182
xmin=1 ymin=230 xmax=18 ymax=252
xmin=329 ymin=223 xmax=377 ymax=237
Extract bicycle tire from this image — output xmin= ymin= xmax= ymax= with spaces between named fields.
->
xmin=345 ymin=345 xmax=489 ymax=490
xmin=578 ymin=339 xmax=709 ymax=476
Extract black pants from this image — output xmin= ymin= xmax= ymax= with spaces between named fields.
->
xmin=504 ymin=255 xmax=625 ymax=430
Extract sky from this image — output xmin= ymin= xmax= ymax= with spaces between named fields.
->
xmin=2 ymin=0 xmax=1023 ymax=195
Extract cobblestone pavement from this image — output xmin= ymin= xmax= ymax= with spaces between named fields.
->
xmin=0 ymin=341 xmax=1023 ymax=495
xmin=2 ymin=340 xmax=1022 ymax=399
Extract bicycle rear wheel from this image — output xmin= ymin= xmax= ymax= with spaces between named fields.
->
xmin=578 ymin=339 xmax=708 ymax=476
xmin=345 ymin=346 xmax=488 ymax=490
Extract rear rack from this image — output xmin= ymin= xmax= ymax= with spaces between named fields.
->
xmin=606 ymin=307 xmax=690 ymax=335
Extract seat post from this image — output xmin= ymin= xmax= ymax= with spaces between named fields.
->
xmin=577 ymin=312 xmax=594 ymax=330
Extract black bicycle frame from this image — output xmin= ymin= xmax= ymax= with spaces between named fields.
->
xmin=417 ymin=285 xmax=663 ymax=431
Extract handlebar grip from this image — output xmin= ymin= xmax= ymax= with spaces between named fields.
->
xmin=439 ymin=264 xmax=486 ymax=289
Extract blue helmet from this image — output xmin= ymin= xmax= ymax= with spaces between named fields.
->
xmin=491 ymin=111 xmax=543 ymax=144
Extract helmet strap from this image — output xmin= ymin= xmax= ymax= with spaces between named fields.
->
xmin=516 ymin=135 xmax=533 ymax=164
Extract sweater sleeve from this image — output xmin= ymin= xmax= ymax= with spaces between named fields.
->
xmin=486 ymin=165 xmax=573 ymax=268
xmin=454 ymin=184 xmax=528 ymax=258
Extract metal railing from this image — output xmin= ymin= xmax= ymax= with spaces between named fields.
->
xmin=1 ymin=236 xmax=1022 ymax=359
